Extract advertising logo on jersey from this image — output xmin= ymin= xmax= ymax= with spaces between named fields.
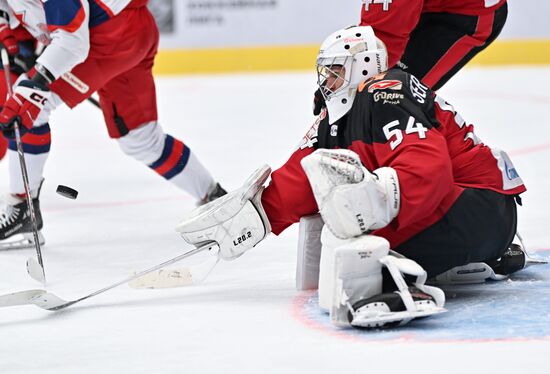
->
xmin=367 ymin=80 xmax=404 ymax=104
xmin=367 ymin=80 xmax=402 ymax=93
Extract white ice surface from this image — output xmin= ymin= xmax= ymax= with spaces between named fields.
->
xmin=1 ymin=67 xmax=549 ymax=373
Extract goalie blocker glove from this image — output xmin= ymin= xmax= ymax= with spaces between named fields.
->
xmin=301 ymin=149 xmax=400 ymax=239
xmin=176 ymin=165 xmax=272 ymax=261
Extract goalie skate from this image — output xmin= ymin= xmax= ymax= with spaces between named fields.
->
xmin=349 ymin=287 xmax=446 ymax=328
xmin=0 ymin=194 xmax=45 ymax=251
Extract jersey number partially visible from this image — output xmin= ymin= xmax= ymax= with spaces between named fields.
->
xmin=383 ymin=116 xmax=428 ymax=150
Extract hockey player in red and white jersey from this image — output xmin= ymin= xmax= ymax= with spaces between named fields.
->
xmin=175 ymin=25 xmax=529 ymax=328
xmin=313 ymin=0 xmax=508 ymax=115
xmin=0 ymin=0 xmax=225 ymax=249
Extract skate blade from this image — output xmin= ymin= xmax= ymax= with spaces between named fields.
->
xmin=525 ymin=255 xmax=548 ymax=267
xmin=351 ymin=307 xmax=447 ymax=328
xmin=0 ymin=232 xmax=45 ymax=251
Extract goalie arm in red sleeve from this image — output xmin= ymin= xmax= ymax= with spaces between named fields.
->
xmin=261 ymin=147 xmax=319 ymax=235
xmin=359 ymin=0 xmax=424 ymax=68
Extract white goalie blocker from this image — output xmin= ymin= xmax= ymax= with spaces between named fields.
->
xmin=300 ymin=149 xmax=400 ymax=239
xmin=176 ymin=165 xmax=272 ymax=261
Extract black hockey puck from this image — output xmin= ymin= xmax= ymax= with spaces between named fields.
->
xmin=56 ymin=185 xmax=79 ymax=200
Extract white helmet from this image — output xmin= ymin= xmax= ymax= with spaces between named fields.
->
xmin=317 ymin=25 xmax=388 ymax=124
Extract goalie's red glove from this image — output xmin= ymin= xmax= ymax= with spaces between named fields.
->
xmin=0 ymin=80 xmax=50 ymax=139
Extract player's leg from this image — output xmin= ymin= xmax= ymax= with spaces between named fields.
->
xmin=0 ymin=135 xmax=6 ymax=161
xmin=0 ymin=68 xmax=17 ymax=163
xmin=0 ymin=73 xmax=62 ymax=249
xmin=395 ymin=188 xmax=518 ymax=279
xmin=0 ymin=35 xmax=58 ymax=248
xmin=96 ymin=8 xmax=224 ymax=204
xmin=399 ymin=2 xmax=508 ymax=90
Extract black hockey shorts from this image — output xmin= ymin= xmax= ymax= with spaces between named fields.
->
xmin=400 ymin=1 xmax=508 ymax=90
xmin=396 ymin=188 xmax=518 ymax=278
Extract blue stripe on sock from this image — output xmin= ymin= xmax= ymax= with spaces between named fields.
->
xmin=149 ymin=135 xmax=174 ymax=170
xmin=7 ymin=142 xmax=51 ymax=154
xmin=7 ymin=124 xmax=52 ymax=154
xmin=164 ymin=145 xmax=191 ymax=180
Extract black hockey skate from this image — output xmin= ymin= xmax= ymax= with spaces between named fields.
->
xmin=198 ymin=182 xmax=227 ymax=206
xmin=0 ymin=193 xmax=44 ymax=250
xmin=488 ymin=243 xmax=547 ymax=276
xmin=487 ymin=244 xmax=526 ymax=276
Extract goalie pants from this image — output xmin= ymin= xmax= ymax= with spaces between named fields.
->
xmin=395 ymin=188 xmax=517 ymax=278
xmin=401 ymin=1 xmax=508 ymax=90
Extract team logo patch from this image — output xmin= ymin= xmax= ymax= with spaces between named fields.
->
xmin=367 ymin=80 xmax=402 ymax=93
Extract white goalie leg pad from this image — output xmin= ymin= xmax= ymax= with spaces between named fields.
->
xmin=349 ymin=256 xmax=446 ymax=328
xmin=319 ymin=226 xmax=356 ymax=311
xmin=300 ymin=149 xmax=400 ymax=239
xmin=296 ymin=214 xmax=324 ymax=290
xmin=325 ymin=234 xmax=390 ymax=326
xmin=318 ymin=226 xmax=388 ymax=312
xmin=175 ymin=165 xmax=272 ymax=261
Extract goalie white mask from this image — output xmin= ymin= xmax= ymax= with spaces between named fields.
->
xmin=317 ymin=25 xmax=388 ymax=124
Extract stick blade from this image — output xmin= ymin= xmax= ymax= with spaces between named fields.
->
xmin=129 ymin=256 xmax=219 ymax=289
xmin=129 ymin=268 xmax=194 ymax=289
xmin=29 ymin=291 xmax=69 ymax=310
xmin=27 ymin=257 xmax=46 ymax=284
xmin=0 ymin=290 xmax=46 ymax=307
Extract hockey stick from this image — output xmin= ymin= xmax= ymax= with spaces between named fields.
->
xmin=87 ymin=96 xmax=100 ymax=108
xmin=1 ymin=49 xmax=46 ymax=284
xmin=0 ymin=242 xmax=217 ymax=311
xmin=129 ymin=253 xmax=220 ymax=289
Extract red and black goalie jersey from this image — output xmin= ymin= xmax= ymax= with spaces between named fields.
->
xmin=261 ymin=68 xmax=525 ymax=248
